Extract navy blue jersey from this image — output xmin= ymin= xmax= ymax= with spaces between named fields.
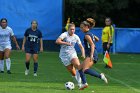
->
xmin=84 ymin=31 xmax=98 ymax=62
xmin=84 ymin=31 xmax=95 ymax=54
xmin=24 ymin=28 xmax=42 ymax=52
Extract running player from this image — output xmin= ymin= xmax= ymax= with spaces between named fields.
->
xmin=56 ymin=23 xmax=85 ymax=87
xmin=0 ymin=18 xmax=20 ymax=74
xmin=22 ymin=20 xmax=43 ymax=76
xmin=79 ymin=19 xmax=108 ymax=90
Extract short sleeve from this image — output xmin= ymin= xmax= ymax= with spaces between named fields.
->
xmin=39 ymin=31 xmax=42 ymax=38
xmin=24 ymin=29 xmax=28 ymax=37
xmin=59 ymin=32 xmax=67 ymax=40
xmin=76 ymin=35 xmax=81 ymax=45
xmin=8 ymin=27 xmax=14 ymax=36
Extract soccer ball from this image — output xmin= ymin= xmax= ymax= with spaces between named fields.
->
xmin=65 ymin=81 xmax=75 ymax=90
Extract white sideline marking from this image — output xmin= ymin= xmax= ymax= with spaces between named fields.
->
xmin=95 ymin=67 xmax=140 ymax=93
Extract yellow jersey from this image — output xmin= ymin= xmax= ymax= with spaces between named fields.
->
xmin=101 ymin=25 xmax=114 ymax=43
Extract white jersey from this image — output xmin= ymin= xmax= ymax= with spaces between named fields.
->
xmin=58 ymin=32 xmax=82 ymax=66
xmin=59 ymin=32 xmax=81 ymax=55
xmin=0 ymin=26 xmax=14 ymax=46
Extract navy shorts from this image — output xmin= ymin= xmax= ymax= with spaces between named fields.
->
xmin=85 ymin=49 xmax=98 ymax=64
xmin=25 ymin=48 xmax=39 ymax=54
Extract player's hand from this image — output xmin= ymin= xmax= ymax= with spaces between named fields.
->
xmin=107 ymin=43 xmax=110 ymax=49
xmin=40 ymin=48 xmax=43 ymax=52
xmin=16 ymin=45 xmax=20 ymax=50
xmin=66 ymin=42 xmax=72 ymax=46
xmin=81 ymin=54 xmax=85 ymax=59
xmin=22 ymin=46 xmax=25 ymax=51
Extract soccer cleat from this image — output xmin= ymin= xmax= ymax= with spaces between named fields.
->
xmin=25 ymin=69 xmax=29 ymax=75
xmin=7 ymin=70 xmax=11 ymax=74
xmin=78 ymin=83 xmax=82 ymax=88
xmin=101 ymin=73 xmax=108 ymax=84
xmin=79 ymin=83 xmax=88 ymax=90
xmin=34 ymin=73 xmax=37 ymax=76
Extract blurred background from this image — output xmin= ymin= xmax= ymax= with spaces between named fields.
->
xmin=0 ymin=0 xmax=140 ymax=53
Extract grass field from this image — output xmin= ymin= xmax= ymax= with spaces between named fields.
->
xmin=0 ymin=51 xmax=140 ymax=93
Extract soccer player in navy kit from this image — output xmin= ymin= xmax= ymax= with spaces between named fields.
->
xmin=79 ymin=19 xmax=108 ymax=90
xmin=22 ymin=20 xmax=43 ymax=76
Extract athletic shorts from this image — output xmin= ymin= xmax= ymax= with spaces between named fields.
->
xmin=25 ymin=48 xmax=39 ymax=54
xmin=0 ymin=45 xmax=12 ymax=51
xmin=59 ymin=52 xmax=78 ymax=66
xmin=85 ymin=49 xmax=98 ymax=63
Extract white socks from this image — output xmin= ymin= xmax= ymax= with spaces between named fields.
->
xmin=6 ymin=58 xmax=11 ymax=71
xmin=0 ymin=60 xmax=4 ymax=71
xmin=75 ymin=70 xmax=82 ymax=85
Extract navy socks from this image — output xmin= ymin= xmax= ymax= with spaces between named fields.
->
xmin=84 ymin=69 xmax=101 ymax=78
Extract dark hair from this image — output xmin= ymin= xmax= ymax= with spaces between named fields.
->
xmin=0 ymin=18 xmax=8 ymax=23
xmin=105 ymin=17 xmax=112 ymax=25
xmin=31 ymin=20 xmax=38 ymax=25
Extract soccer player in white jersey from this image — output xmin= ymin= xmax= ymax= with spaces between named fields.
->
xmin=0 ymin=18 xmax=20 ymax=74
xmin=56 ymin=23 xmax=85 ymax=87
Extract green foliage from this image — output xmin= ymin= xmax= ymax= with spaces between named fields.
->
xmin=64 ymin=0 xmax=140 ymax=27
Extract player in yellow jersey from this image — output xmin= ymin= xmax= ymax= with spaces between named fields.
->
xmin=101 ymin=17 xmax=114 ymax=68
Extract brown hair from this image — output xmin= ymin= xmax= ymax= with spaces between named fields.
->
xmin=86 ymin=18 xmax=96 ymax=28
xmin=80 ymin=21 xmax=90 ymax=28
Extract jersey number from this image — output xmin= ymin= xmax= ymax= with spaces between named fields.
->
xmin=30 ymin=37 xmax=36 ymax=42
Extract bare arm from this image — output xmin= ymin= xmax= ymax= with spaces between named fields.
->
xmin=11 ymin=36 xmax=20 ymax=50
xmin=22 ymin=36 xmax=26 ymax=51
xmin=85 ymin=35 xmax=95 ymax=60
xmin=40 ymin=38 xmax=43 ymax=52
xmin=78 ymin=44 xmax=85 ymax=59
xmin=55 ymin=38 xmax=71 ymax=46
xmin=94 ymin=35 xmax=99 ymax=42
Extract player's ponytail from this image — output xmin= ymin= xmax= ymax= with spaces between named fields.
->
xmin=86 ymin=18 xmax=96 ymax=28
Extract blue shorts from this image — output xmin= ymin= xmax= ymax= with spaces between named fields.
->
xmin=85 ymin=49 xmax=98 ymax=63
xmin=25 ymin=48 xmax=39 ymax=54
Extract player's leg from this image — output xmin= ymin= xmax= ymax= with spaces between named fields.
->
xmin=103 ymin=42 xmax=108 ymax=55
xmin=66 ymin=64 xmax=82 ymax=87
xmin=0 ymin=51 xmax=4 ymax=73
xmin=71 ymin=58 xmax=88 ymax=90
xmin=4 ymin=48 xmax=11 ymax=74
xmin=82 ymin=57 xmax=108 ymax=83
xmin=66 ymin=64 xmax=76 ymax=76
xmin=25 ymin=53 xmax=31 ymax=75
xmin=33 ymin=54 xmax=38 ymax=76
